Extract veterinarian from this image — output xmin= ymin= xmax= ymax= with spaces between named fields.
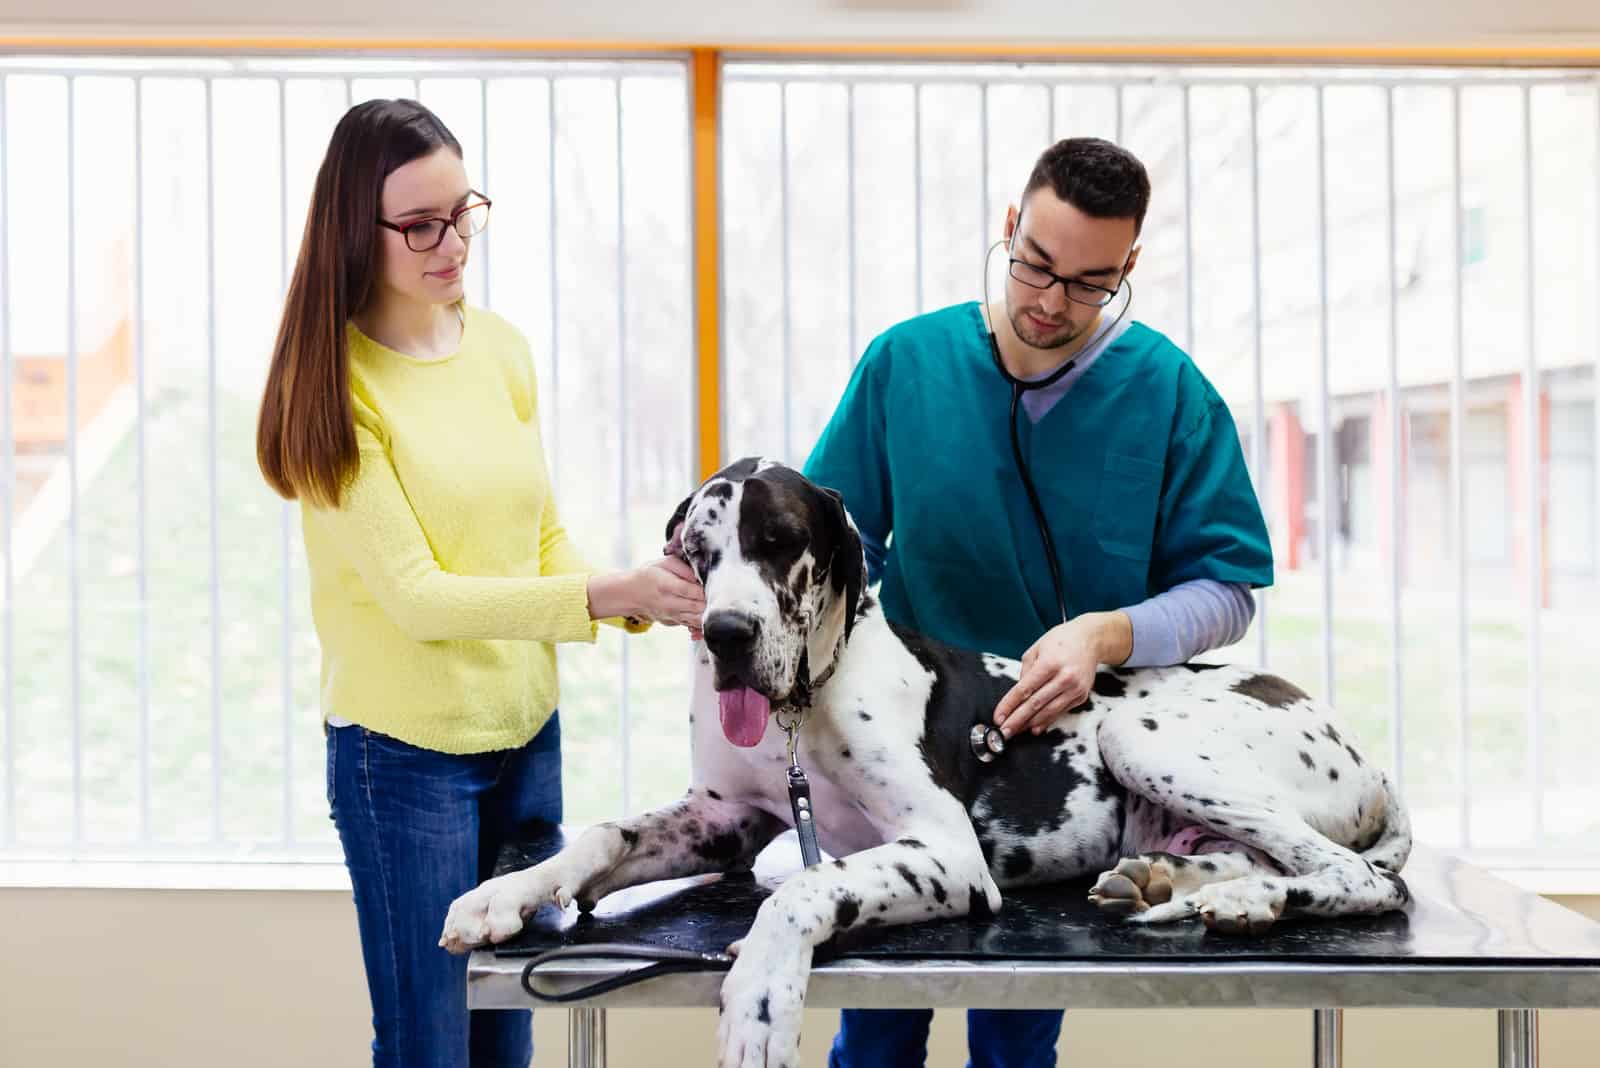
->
xmin=255 ymin=99 xmax=703 ymax=1068
xmin=804 ymin=137 xmax=1274 ymax=1068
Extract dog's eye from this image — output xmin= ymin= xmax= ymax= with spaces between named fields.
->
xmin=763 ymin=525 xmax=806 ymax=550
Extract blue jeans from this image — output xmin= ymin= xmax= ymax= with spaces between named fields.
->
xmin=328 ymin=713 xmax=564 ymax=1068
xmin=830 ymin=1008 xmax=1063 ymax=1068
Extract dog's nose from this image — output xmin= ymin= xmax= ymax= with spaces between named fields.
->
xmin=702 ymin=612 xmax=760 ymax=656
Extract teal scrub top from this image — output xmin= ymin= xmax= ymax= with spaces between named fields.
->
xmin=802 ymin=302 xmax=1274 ymax=660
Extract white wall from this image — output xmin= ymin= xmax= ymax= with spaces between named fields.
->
xmin=2 ymin=0 xmax=1600 ymax=49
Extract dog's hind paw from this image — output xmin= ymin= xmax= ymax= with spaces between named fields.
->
xmin=1088 ymin=856 xmax=1174 ymax=916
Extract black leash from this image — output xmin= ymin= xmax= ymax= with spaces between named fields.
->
xmin=518 ymin=942 xmax=847 ymax=1002
xmin=520 ymin=944 xmax=734 ymax=1003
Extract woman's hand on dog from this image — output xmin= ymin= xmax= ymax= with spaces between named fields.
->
xmin=587 ymin=557 xmax=705 ymax=630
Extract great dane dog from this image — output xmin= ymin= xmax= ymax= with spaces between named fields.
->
xmin=441 ymin=458 xmax=1412 ymax=1068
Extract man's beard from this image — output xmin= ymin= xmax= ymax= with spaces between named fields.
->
xmin=1008 ymin=305 xmax=1088 ymax=351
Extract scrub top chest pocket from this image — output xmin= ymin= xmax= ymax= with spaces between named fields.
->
xmin=1093 ymin=451 xmax=1163 ymax=562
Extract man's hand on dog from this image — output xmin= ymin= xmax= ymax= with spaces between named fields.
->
xmin=994 ymin=610 xmax=1134 ymax=737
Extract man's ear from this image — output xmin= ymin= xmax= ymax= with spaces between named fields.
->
xmin=1123 ymin=243 xmax=1142 ymax=278
xmin=819 ymin=486 xmax=864 ymax=641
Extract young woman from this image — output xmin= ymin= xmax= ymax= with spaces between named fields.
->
xmin=256 ymin=98 xmax=701 ymax=1068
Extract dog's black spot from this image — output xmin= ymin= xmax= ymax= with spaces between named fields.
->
xmin=1076 ymin=744 xmax=1088 ymax=755
xmin=890 ymin=623 xmax=1105 ymax=844
xmin=1138 ymin=690 xmax=1150 ymax=698
xmin=1302 ymin=731 xmax=1317 ymax=744
xmin=1345 ymin=744 xmax=1364 ymax=767
xmin=705 ymin=789 xmax=722 ymax=801
xmin=1092 ymin=672 xmax=1127 ymax=698
xmin=1003 ymin=847 xmax=1035 ymax=879
xmin=1141 ymin=718 xmax=1159 ymax=731
xmin=901 ymin=838 xmax=926 ymax=849
xmin=839 ymin=747 xmax=852 ymax=760
xmin=1093 ymin=763 xmax=1120 ymax=803
xmin=968 ymin=886 xmax=994 ymax=919
xmin=1381 ymin=870 xmax=1412 ymax=905
xmin=1182 ymin=662 xmax=1223 ymax=672
xmin=704 ymin=481 xmax=735 ymax=502
xmin=1199 ymin=860 xmax=1217 ymax=872
xmin=832 ymin=859 xmax=848 ymax=870
xmin=1321 ymin=723 xmax=1343 ymax=745
xmin=1231 ymin=673 xmax=1309 ymax=709
xmin=1328 ymin=768 xmax=1340 ymax=781
xmin=1286 ymin=887 xmax=1314 ymax=910
xmin=620 ymin=828 xmax=639 ymax=848
xmin=757 ymin=994 xmax=771 ymax=1024
xmin=1198 ymin=754 xmax=1211 ymax=761
xmin=859 ymin=711 xmax=872 ymax=722
xmin=930 ymin=878 xmax=947 ymax=904
xmin=1299 ymin=751 xmax=1316 ymax=771
xmin=693 ymin=829 xmax=745 ymax=865
xmin=1162 ymin=775 xmax=1175 ymax=784
xmin=834 ymin=893 xmax=861 ymax=930
xmin=894 ymin=863 xmax=923 ymax=895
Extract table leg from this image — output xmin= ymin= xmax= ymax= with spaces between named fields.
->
xmin=568 ymin=1007 xmax=607 ymax=1068
xmin=1498 ymin=1009 xmax=1539 ymax=1067
xmin=1312 ymin=1008 xmax=1342 ymax=1068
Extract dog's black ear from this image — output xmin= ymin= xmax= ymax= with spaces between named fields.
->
xmin=663 ymin=493 xmax=693 ymax=556
xmin=819 ymin=486 xmax=864 ymax=641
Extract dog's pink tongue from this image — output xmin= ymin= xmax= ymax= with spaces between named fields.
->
xmin=718 ymin=687 xmax=771 ymax=748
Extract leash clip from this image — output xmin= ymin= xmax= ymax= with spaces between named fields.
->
xmin=776 ymin=706 xmax=804 ymax=768
xmin=775 ymin=706 xmax=823 ymax=868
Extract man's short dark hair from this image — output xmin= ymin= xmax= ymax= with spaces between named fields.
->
xmin=1021 ymin=137 xmax=1151 ymax=235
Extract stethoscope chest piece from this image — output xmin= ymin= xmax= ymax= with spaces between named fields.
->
xmin=970 ymin=723 xmax=1007 ymax=763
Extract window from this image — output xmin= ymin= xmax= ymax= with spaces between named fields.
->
xmin=2 ymin=56 xmax=693 ymax=856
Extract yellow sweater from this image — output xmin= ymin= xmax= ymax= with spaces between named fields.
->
xmin=303 ymin=306 xmax=628 ymax=754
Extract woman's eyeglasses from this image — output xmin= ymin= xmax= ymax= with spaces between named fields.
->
xmin=378 ymin=193 xmax=492 ymax=253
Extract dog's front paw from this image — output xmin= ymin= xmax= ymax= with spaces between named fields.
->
xmin=716 ymin=934 xmax=808 ymax=1068
xmin=1190 ymin=878 xmax=1285 ymax=935
xmin=438 ymin=863 xmax=570 ymax=954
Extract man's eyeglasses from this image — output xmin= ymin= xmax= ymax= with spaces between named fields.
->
xmin=379 ymin=193 xmax=492 ymax=253
xmin=1008 ymin=257 xmax=1121 ymax=308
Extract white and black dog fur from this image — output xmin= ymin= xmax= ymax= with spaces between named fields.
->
xmin=441 ymin=458 xmax=1412 ymax=1068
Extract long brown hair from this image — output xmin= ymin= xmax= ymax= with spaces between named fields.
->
xmin=257 ymin=99 xmax=463 ymax=508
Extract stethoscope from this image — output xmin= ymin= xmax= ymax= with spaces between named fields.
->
xmin=969 ymin=236 xmax=1133 ymax=763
